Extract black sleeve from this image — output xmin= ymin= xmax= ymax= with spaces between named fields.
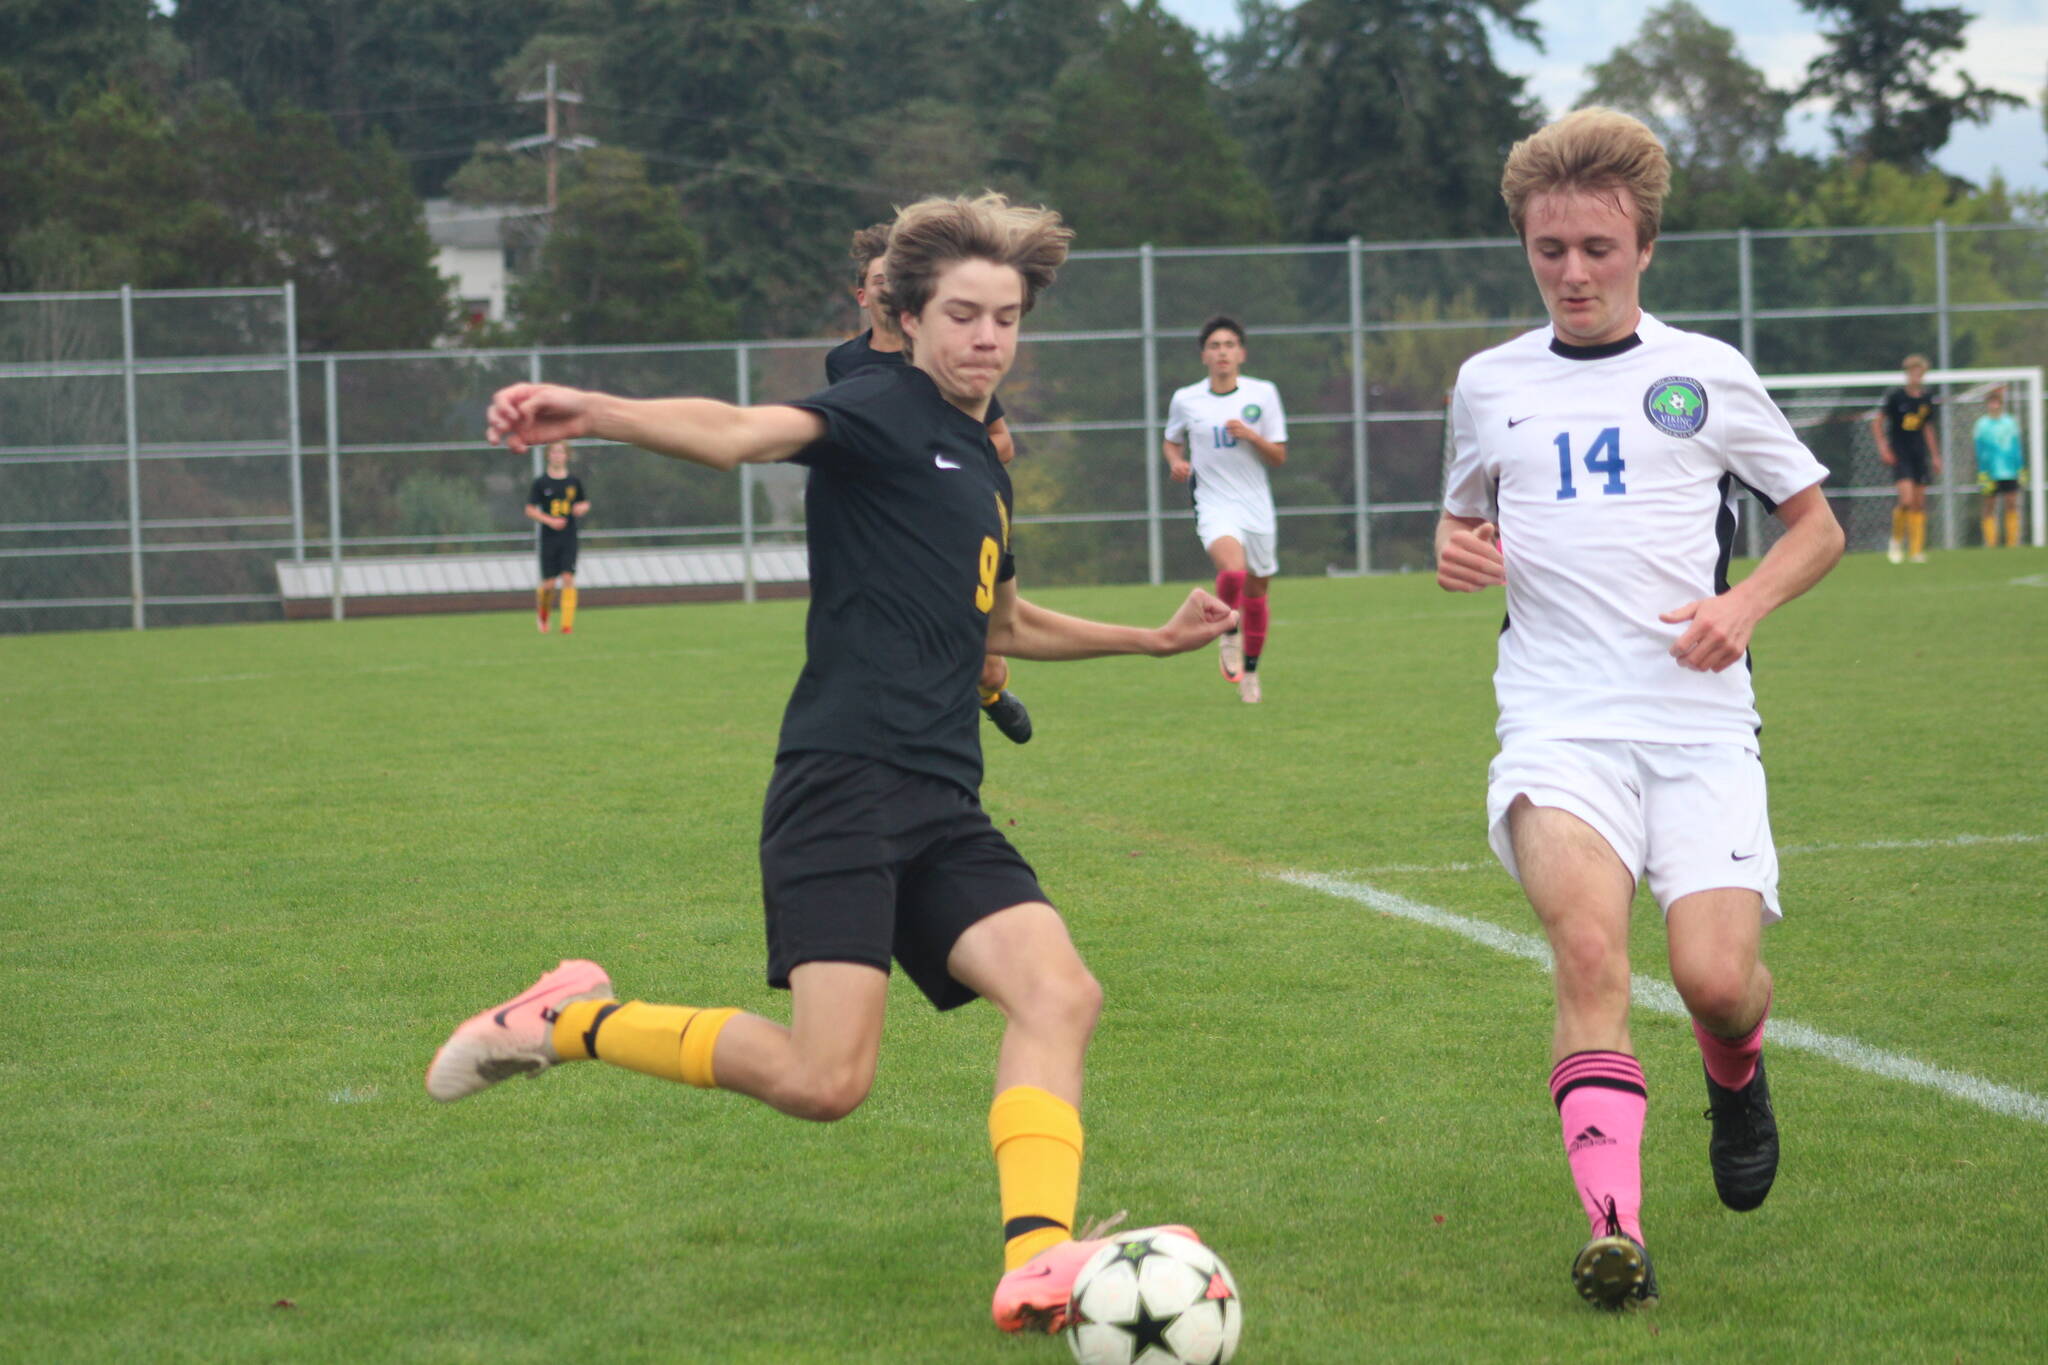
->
xmin=527 ymin=476 xmax=546 ymax=506
xmin=825 ymin=347 xmax=849 ymax=385
xmin=785 ymin=369 xmax=902 ymax=472
xmin=573 ymin=477 xmax=589 ymax=503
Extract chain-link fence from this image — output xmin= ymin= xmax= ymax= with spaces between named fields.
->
xmin=5 ymin=220 xmax=2045 ymax=633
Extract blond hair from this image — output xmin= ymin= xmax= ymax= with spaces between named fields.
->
xmin=1501 ymin=107 xmax=1671 ymax=248
xmin=881 ymin=192 xmax=1073 ymax=337
xmin=1902 ymin=354 xmax=1929 ymax=371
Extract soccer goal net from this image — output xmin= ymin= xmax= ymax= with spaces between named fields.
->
xmin=1759 ymin=366 xmax=2044 ymax=555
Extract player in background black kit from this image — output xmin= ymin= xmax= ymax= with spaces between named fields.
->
xmin=1871 ymin=353 xmax=1942 ymax=564
xmin=829 ymin=221 xmax=1034 ymax=744
xmin=435 ymin=193 xmax=1236 ymax=1336
xmin=525 ymin=441 xmax=590 ymax=632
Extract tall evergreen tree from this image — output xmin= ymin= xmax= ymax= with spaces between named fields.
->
xmin=0 ymin=0 xmax=155 ymax=109
xmin=592 ymin=0 xmax=863 ymax=334
xmin=1217 ymin=0 xmax=1543 ymax=242
xmin=510 ymin=147 xmax=735 ymax=344
xmin=1040 ymin=0 xmax=1276 ymax=247
xmin=1794 ymin=0 xmax=2023 ymax=171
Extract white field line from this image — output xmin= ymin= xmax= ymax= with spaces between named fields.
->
xmin=1338 ymin=832 xmax=2045 ymax=877
xmin=1276 ymin=871 xmax=2048 ymax=1126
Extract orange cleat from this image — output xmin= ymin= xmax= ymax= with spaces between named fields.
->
xmin=992 ymin=1224 xmax=1200 ymax=1333
xmin=425 ymin=958 xmax=612 ymax=1102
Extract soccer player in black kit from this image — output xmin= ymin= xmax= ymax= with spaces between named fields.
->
xmin=830 ymin=220 xmax=1034 ymax=744
xmin=525 ymin=440 xmax=589 ymax=632
xmin=432 ymin=193 xmax=1235 ymax=1336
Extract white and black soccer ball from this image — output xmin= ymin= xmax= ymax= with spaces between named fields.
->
xmin=1065 ymin=1228 xmax=1242 ymax=1365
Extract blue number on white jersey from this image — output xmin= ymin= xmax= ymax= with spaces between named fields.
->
xmin=1555 ymin=427 xmax=1627 ymax=500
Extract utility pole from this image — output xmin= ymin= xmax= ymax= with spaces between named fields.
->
xmin=512 ymin=61 xmax=596 ymax=210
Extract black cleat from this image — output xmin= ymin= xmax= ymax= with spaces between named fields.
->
xmin=1703 ymin=1053 xmax=1779 ymax=1211
xmin=983 ymin=690 xmax=1033 ymax=745
xmin=1572 ymin=1198 xmax=1658 ymax=1311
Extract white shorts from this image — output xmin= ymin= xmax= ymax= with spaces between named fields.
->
xmin=1485 ymin=738 xmax=1782 ymax=921
xmin=1195 ymin=505 xmax=1278 ymax=577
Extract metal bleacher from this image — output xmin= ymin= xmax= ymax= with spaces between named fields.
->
xmin=275 ymin=544 xmax=810 ymax=618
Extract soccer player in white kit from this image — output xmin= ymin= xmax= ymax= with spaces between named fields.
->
xmin=1436 ymin=108 xmax=1845 ymax=1311
xmin=1163 ymin=317 xmax=1288 ymax=703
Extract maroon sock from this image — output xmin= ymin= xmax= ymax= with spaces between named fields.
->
xmin=1550 ymin=1051 xmax=1647 ymax=1243
xmin=1214 ymin=569 xmax=1245 ymax=620
xmin=1242 ymin=594 xmax=1269 ymax=663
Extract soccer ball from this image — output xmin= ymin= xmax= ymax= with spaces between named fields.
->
xmin=1066 ymin=1228 xmax=1242 ymax=1365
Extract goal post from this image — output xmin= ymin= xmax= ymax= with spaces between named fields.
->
xmin=1761 ymin=366 xmax=2044 ymax=553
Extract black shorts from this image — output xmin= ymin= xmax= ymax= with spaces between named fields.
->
xmin=1987 ymin=477 xmax=2020 ymax=494
xmin=539 ymin=533 xmax=578 ymax=579
xmin=1891 ymin=445 xmax=1932 ymax=485
xmin=759 ymin=751 xmax=1049 ymax=1010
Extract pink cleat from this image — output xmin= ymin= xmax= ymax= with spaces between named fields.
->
xmin=992 ymin=1224 xmax=1200 ymax=1334
xmin=425 ymin=959 xmax=613 ymax=1102
xmin=1217 ymin=632 xmax=1244 ymax=683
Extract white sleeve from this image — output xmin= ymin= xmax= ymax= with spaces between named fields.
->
xmin=1441 ymin=385 xmax=1495 ymax=519
xmin=1716 ymin=360 xmax=1829 ymax=508
xmin=1163 ymin=391 xmax=1189 ymax=444
xmin=1261 ymin=382 xmax=1289 ymax=443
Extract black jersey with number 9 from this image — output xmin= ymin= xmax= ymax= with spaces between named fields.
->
xmin=780 ymin=366 xmax=1015 ymax=793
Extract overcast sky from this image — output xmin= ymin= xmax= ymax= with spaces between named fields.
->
xmin=1159 ymin=0 xmax=2047 ymax=196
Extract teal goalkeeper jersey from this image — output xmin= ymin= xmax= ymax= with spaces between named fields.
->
xmin=1974 ymin=414 xmax=2022 ymax=480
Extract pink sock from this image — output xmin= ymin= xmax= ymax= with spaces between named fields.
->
xmin=1242 ymin=595 xmax=1269 ymax=662
xmin=1550 ymin=1051 xmax=1647 ymax=1244
xmin=1214 ymin=569 xmax=1245 ymax=617
xmin=1694 ymin=993 xmax=1769 ymax=1090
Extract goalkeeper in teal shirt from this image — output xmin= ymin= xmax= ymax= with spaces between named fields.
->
xmin=1974 ymin=388 xmax=2023 ymax=546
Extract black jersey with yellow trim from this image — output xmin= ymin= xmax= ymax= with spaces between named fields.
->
xmin=1880 ymin=387 xmax=1937 ymax=445
xmin=778 ymin=365 xmax=1015 ymax=794
xmin=528 ymin=474 xmax=587 ymax=533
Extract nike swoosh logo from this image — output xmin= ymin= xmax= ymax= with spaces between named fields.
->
xmin=1507 ymin=415 xmax=1537 ymax=428
xmin=492 ymin=981 xmax=560 ymax=1027
xmin=934 ymin=454 xmax=962 ymax=470
xmin=1730 ymin=851 xmax=1758 ymax=862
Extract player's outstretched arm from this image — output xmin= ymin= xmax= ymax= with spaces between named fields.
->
xmin=1658 ymin=483 xmax=1843 ymax=673
xmin=487 ymin=383 xmax=824 ymax=470
xmin=1435 ymin=513 xmax=1504 ymax=592
xmin=986 ymin=583 xmax=1237 ymax=661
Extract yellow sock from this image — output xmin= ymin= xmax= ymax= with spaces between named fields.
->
xmin=990 ymin=1086 xmax=1084 ymax=1270
xmin=1984 ymin=514 xmax=2000 ymax=546
xmin=2007 ymin=509 xmax=2022 ymax=546
xmin=551 ymin=999 xmax=738 ymax=1088
xmin=1892 ymin=506 xmax=1908 ymax=543
xmin=1908 ymin=510 xmax=1927 ymax=557
xmin=562 ymin=585 xmax=578 ymax=630
xmin=979 ymin=686 xmax=1002 ymax=707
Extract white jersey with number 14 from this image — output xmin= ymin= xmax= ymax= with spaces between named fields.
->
xmin=1444 ymin=313 xmax=1828 ymax=749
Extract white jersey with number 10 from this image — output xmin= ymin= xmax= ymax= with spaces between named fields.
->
xmin=1164 ymin=376 xmax=1289 ymax=534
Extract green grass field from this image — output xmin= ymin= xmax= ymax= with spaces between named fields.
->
xmin=5 ymin=549 xmax=2046 ymax=1362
